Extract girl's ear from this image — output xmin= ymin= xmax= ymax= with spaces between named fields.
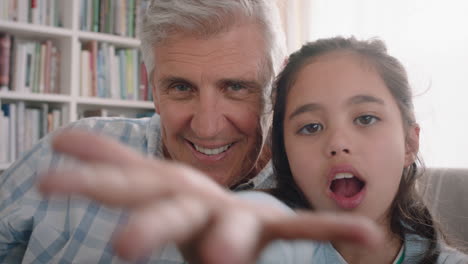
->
xmin=404 ymin=124 xmax=420 ymax=167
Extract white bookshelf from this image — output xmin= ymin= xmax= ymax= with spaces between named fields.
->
xmin=0 ymin=163 xmax=11 ymax=171
xmin=0 ymin=0 xmax=154 ymax=171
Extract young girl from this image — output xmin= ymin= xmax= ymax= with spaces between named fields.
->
xmin=38 ymin=37 xmax=467 ymax=264
xmin=269 ymin=36 xmax=466 ymax=263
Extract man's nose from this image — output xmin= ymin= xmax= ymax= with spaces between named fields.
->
xmin=325 ymin=129 xmax=352 ymax=158
xmin=190 ymin=95 xmax=225 ymax=139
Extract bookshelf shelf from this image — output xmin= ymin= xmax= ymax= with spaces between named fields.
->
xmin=0 ymin=163 xmax=12 ymax=171
xmin=0 ymin=91 xmax=72 ymax=103
xmin=0 ymin=0 xmax=152 ymax=171
xmin=78 ymin=31 xmax=141 ymax=48
xmin=0 ymin=20 xmax=72 ymax=39
xmin=76 ymin=97 xmax=154 ymax=109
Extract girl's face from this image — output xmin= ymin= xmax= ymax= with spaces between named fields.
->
xmin=283 ymin=51 xmax=418 ymax=223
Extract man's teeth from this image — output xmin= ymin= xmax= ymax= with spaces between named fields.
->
xmin=194 ymin=144 xmax=231 ymax=156
xmin=333 ymin=173 xmax=354 ymax=180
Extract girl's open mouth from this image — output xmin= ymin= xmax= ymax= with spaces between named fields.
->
xmin=328 ymin=172 xmax=366 ymax=209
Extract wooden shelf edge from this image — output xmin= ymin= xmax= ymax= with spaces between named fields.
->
xmin=76 ymin=97 xmax=154 ymax=109
xmin=0 ymin=91 xmax=72 ymax=103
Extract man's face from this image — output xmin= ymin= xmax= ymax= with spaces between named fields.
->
xmin=152 ymin=22 xmax=268 ymax=187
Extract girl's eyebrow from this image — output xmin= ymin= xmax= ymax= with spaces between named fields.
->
xmin=348 ymin=95 xmax=385 ymax=106
xmin=288 ymin=95 xmax=385 ymax=120
xmin=288 ymin=103 xmax=322 ymax=120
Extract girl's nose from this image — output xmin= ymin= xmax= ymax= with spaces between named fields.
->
xmin=330 ymin=148 xmax=350 ymax=156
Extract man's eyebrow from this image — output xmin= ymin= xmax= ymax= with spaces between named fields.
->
xmin=288 ymin=103 xmax=322 ymax=120
xmin=157 ymin=76 xmax=195 ymax=88
xmin=348 ymin=95 xmax=385 ymax=106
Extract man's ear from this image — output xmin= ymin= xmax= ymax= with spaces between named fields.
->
xmin=404 ymin=124 xmax=420 ymax=167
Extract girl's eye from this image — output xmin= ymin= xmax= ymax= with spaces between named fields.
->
xmin=355 ymin=115 xmax=380 ymax=126
xmin=298 ymin=123 xmax=323 ymax=135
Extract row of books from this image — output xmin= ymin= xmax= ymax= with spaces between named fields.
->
xmin=80 ymin=41 xmax=150 ymax=101
xmin=0 ymin=0 xmax=63 ymax=27
xmin=0 ymin=102 xmax=62 ymax=163
xmin=0 ymin=33 xmax=61 ymax=94
xmin=79 ymin=0 xmax=149 ymax=38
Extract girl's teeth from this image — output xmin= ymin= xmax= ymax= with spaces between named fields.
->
xmin=333 ymin=172 xmax=354 ymax=180
xmin=194 ymin=144 xmax=231 ymax=155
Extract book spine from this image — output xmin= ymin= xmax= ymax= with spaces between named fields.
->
xmin=139 ymin=60 xmax=148 ymax=101
xmin=125 ymin=49 xmax=133 ymax=100
xmin=13 ymin=42 xmax=26 ymax=92
xmin=118 ymin=49 xmax=127 ymax=99
xmin=39 ymin=43 xmax=46 ymax=93
xmin=16 ymin=101 xmax=25 ymax=159
xmin=33 ymin=43 xmax=41 ymax=93
xmin=92 ymin=0 xmax=100 ymax=32
xmin=9 ymin=103 xmax=17 ymax=161
xmin=49 ymin=46 xmax=58 ymax=94
xmin=40 ymin=103 xmax=48 ymax=138
xmin=80 ymin=50 xmax=91 ymax=97
xmin=0 ymin=34 xmax=12 ymax=91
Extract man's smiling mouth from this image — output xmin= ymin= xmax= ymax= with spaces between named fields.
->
xmin=191 ymin=142 xmax=233 ymax=156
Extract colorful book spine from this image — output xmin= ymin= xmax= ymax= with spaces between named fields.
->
xmin=118 ymin=49 xmax=127 ymax=99
xmin=0 ymin=34 xmax=12 ymax=91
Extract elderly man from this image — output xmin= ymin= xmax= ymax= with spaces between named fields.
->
xmin=0 ymin=1 xmax=380 ymax=263
xmin=0 ymin=1 xmax=284 ymax=262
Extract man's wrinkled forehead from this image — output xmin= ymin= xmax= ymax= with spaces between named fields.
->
xmin=153 ymin=25 xmax=271 ymax=89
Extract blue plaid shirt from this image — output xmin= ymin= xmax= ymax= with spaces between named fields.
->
xmin=0 ymin=114 xmax=275 ymax=263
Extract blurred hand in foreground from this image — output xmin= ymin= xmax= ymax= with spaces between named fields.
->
xmin=38 ymin=130 xmax=383 ymax=264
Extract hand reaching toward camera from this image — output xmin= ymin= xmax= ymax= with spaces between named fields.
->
xmin=38 ymin=130 xmax=383 ymax=264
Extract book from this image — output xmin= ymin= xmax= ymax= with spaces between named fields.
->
xmin=43 ymin=40 xmax=52 ymax=93
xmin=33 ymin=43 xmax=41 ymax=93
xmin=39 ymin=43 xmax=46 ymax=93
xmin=80 ymin=50 xmax=91 ymax=97
xmin=49 ymin=45 xmax=60 ymax=94
xmin=132 ymin=49 xmax=138 ymax=100
xmin=108 ymin=45 xmax=119 ymax=99
xmin=12 ymin=40 xmax=27 ymax=93
xmin=118 ymin=49 xmax=127 ymax=99
xmin=40 ymin=103 xmax=49 ymax=138
xmin=7 ymin=104 xmax=16 ymax=161
xmin=0 ymin=34 xmax=12 ymax=91
xmin=125 ymin=49 xmax=133 ymax=99
xmin=92 ymin=0 xmax=100 ymax=32
xmin=16 ymin=101 xmax=25 ymax=158
xmin=0 ymin=107 xmax=9 ymax=162
xmin=139 ymin=61 xmax=148 ymax=101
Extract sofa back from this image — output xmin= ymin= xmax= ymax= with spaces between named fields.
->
xmin=419 ymin=168 xmax=468 ymax=249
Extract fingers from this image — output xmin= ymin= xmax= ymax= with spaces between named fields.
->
xmin=38 ymin=161 xmax=228 ymax=208
xmin=38 ymin=164 xmax=169 ymax=206
xmin=52 ymin=130 xmax=144 ymax=165
xmin=263 ymin=211 xmax=384 ymax=249
xmin=112 ymin=196 xmax=211 ymax=261
xmin=197 ymin=210 xmax=261 ymax=264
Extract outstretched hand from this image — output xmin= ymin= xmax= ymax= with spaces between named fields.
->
xmin=38 ymin=130 xmax=383 ymax=264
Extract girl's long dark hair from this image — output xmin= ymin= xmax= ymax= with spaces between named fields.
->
xmin=270 ymin=36 xmax=440 ymax=263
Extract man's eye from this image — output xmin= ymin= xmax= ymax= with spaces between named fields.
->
xmin=227 ymin=83 xmax=246 ymax=92
xmin=298 ymin=123 xmax=323 ymax=135
xmin=355 ymin=115 xmax=380 ymax=126
xmin=170 ymin=83 xmax=192 ymax=92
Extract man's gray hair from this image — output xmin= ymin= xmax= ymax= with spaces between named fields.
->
xmin=140 ymin=0 xmax=286 ymax=100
